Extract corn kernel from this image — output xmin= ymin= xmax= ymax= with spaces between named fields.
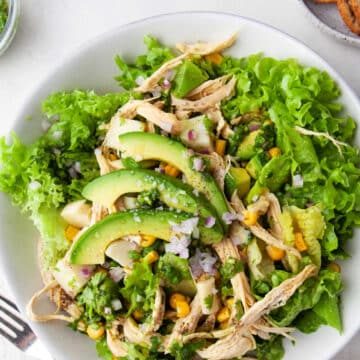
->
xmin=65 ymin=225 xmax=80 ymax=241
xmin=219 ymin=320 xmax=229 ymax=329
xmin=226 ymin=297 xmax=235 ymax=308
xmin=133 ymin=310 xmax=144 ymax=320
xmin=266 ymin=245 xmax=285 ymax=261
xmin=217 ymin=307 xmax=231 ymax=323
xmin=176 ymin=301 xmax=190 ymax=318
xmin=87 ymin=325 xmax=105 ymax=340
xmin=144 ymin=250 xmax=159 ymax=264
xmin=169 ymin=293 xmax=186 ymax=310
xmin=205 ymin=52 xmax=224 ymax=65
xmin=243 ymin=210 xmax=258 ymax=226
xmin=164 ymin=164 xmax=181 ymax=177
xmin=264 ymin=119 xmax=272 ymax=125
xmin=215 ymin=139 xmax=227 ymax=156
xmin=140 ymin=235 xmax=157 ymax=247
xmin=294 ymin=232 xmax=308 ymax=252
xmin=268 ymin=147 xmax=281 ymax=158
xmin=327 ymin=263 xmax=341 ymax=273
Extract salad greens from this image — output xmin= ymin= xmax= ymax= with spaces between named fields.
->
xmin=1 ymin=34 xmax=359 ymax=360
xmin=0 ymin=0 xmax=7 ymax=34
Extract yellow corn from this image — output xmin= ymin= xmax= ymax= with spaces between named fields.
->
xmin=176 ymin=301 xmax=190 ymax=318
xmin=266 ymin=245 xmax=285 ymax=261
xmin=164 ymin=164 xmax=181 ymax=177
xmin=243 ymin=210 xmax=258 ymax=226
xmin=140 ymin=235 xmax=157 ymax=247
xmin=215 ymin=139 xmax=227 ymax=156
xmin=226 ymin=297 xmax=235 ymax=308
xmin=133 ymin=310 xmax=144 ymax=320
xmin=144 ymin=250 xmax=159 ymax=264
xmin=217 ymin=307 xmax=231 ymax=323
xmin=294 ymin=232 xmax=308 ymax=252
xmin=169 ymin=293 xmax=186 ymax=310
xmin=268 ymin=147 xmax=281 ymax=158
xmin=219 ymin=320 xmax=229 ymax=330
xmin=65 ymin=225 xmax=80 ymax=241
xmin=87 ymin=325 xmax=105 ymax=340
xmin=264 ymin=119 xmax=272 ymax=125
xmin=327 ymin=263 xmax=341 ymax=273
xmin=205 ymin=52 xmax=224 ymax=65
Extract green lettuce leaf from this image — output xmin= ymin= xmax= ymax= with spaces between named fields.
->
xmin=256 ymin=336 xmax=284 ymax=360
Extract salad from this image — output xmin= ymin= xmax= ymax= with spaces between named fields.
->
xmin=1 ymin=33 xmax=359 ymax=360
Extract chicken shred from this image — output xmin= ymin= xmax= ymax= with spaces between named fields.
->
xmin=176 ymin=32 xmax=238 ymax=55
xmin=186 ymin=74 xmax=231 ymax=100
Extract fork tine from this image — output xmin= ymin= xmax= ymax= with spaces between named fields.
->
xmin=0 ymin=294 xmax=19 ymax=311
xmin=0 ymin=305 xmax=36 ymax=350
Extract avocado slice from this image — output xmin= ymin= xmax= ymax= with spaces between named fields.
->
xmin=70 ymin=210 xmax=193 ymax=265
xmin=118 ymin=132 xmax=229 ymax=229
xmin=236 ymin=130 xmax=262 ymax=160
xmin=82 ymin=169 xmax=223 ymax=243
xmin=225 ymin=167 xmax=251 ymax=199
xmin=246 ymin=155 xmax=264 ymax=179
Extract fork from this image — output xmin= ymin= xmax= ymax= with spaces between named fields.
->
xmin=0 ymin=293 xmax=36 ymax=350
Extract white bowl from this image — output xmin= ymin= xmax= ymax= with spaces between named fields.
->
xmin=1 ymin=12 xmax=360 ymax=360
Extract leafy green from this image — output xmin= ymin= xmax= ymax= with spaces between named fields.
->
xmin=256 ymin=336 xmax=284 ymax=360
xmin=76 ymin=272 xmax=121 ymax=325
xmin=169 ymin=341 xmax=205 ymax=360
xmin=220 ymin=257 xmax=244 ymax=281
xmin=0 ymin=0 xmax=8 ymax=34
xmin=121 ymin=260 xmax=159 ymax=315
xmin=96 ymin=338 xmax=113 ymax=360
xmin=115 ymin=35 xmax=174 ymax=90
xmin=0 ymin=90 xmax=130 ymax=268
xmin=157 ymin=253 xmax=192 ymax=286
xmin=270 ymin=269 xmax=343 ymax=332
xmin=204 ymin=294 xmax=214 ymax=310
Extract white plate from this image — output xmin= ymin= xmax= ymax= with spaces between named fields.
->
xmin=298 ymin=0 xmax=360 ymax=47
xmin=1 ymin=11 xmax=360 ymax=360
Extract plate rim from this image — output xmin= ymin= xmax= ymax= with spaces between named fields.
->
xmin=297 ymin=0 xmax=360 ymax=48
xmin=2 ymin=10 xmax=360 ymax=360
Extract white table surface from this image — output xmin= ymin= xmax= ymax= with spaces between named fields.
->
xmin=0 ymin=0 xmax=359 ymax=359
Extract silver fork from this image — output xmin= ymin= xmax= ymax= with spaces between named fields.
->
xmin=0 ymin=293 xmax=36 ymax=350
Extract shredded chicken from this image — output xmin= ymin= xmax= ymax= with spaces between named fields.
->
xmin=135 ymin=54 xmax=187 ymax=93
xmin=196 ymin=313 xmax=217 ymax=332
xmin=231 ymin=193 xmax=301 ymax=258
xmin=196 ymin=329 xmax=256 ymax=360
xmin=213 ymin=237 xmax=255 ymax=312
xmin=107 ymin=321 xmax=127 ymax=358
xmin=247 ymin=195 xmax=270 ymax=215
xmin=240 ymin=264 xmax=318 ymax=327
xmin=176 ymin=33 xmax=237 ymax=55
xmin=95 ymin=147 xmax=115 ymax=176
xmin=118 ymin=100 xmax=181 ymax=134
xmin=203 ymin=152 xmax=229 ymax=192
xmin=186 ymin=74 xmax=231 ymax=100
xmin=295 ymin=125 xmax=349 ymax=156
xmin=266 ymin=193 xmax=284 ymax=240
xmin=166 ymin=294 xmax=202 ymax=351
xmin=171 ymin=77 xmax=236 ymax=113
xmin=230 ymin=110 xmax=263 ymax=126
xmin=144 ymin=286 xmax=165 ymax=334
xmin=206 ymin=105 xmax=233 ymax=138
xmin=123 ymin=317 xmax=151 ymax=345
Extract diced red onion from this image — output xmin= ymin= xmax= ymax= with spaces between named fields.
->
xmin=161 ymin=79 xmax=171 ymax=89
xmin=306 ymin=201 xmax=314 ymax=208
xmin=171 ymin=217 xmax=199 ymax=235
xmin=205 ymin=216 xmax=216 ymax=228
xmin=292 ymin=174 xmax=304 ymax=188
xmin=193 ymin=157 xmax=204 ymax=171
xmin=155 ymin=167 xmax=165 ymax=174
xmin=135 ymin=76 xmax=145 ymax=86
xmin=104 ymin=307 xmax=112 ymax=315
xmin=109 ymin=267 xmax=125 ymax=282
xmin=189 ymin=249 xmax=217 ymax=277
xmin=222 ymin=212 xmax=243 ymax=225
xmin=249 ymin=123 xmax=261 ymax=132
xmin=80 ymin=268 xmax=91 ymax=277
xmin=111 ymin=299 xmax=123 ymax=311
xmin=199 ymin=148 xmax=210 ymax=154
xmin=28 ymin=181 xmax=41 ymax=191
xmin=165 ymin=70 xmax=176 ymax=81
xmin=165 ymin=235 xmax=191 ymax=259
xmin=187 ymin=129 xmax=196 ymax=141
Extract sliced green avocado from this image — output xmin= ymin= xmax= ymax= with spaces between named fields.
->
xmin=70 ymin=210 xmax=192 ymax=265
xmin=173 ymin=60 xmax=208 ymax=98
xmin=83 ymin=169 xmax=223 ymax=243
xmin=118 ymin=132 xmax=229 ymax=229
xmin=225 ymin=167 xmax=251 ymax=199
xmin=246 ymin=155 xmax=264 ymax=179
xmin=236 ymin=130 xmax=262 ymax=160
